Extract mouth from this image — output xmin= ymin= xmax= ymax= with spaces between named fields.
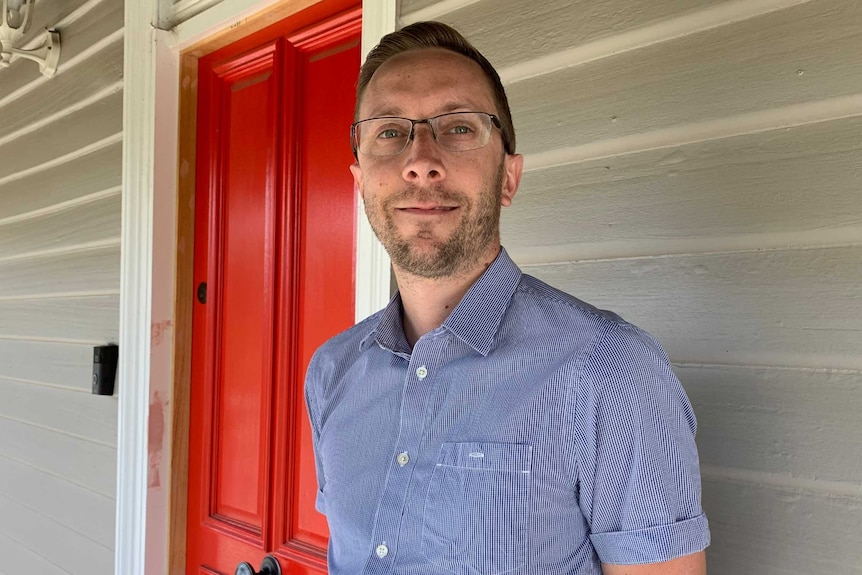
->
xmin=397 ymin=205 xmax=459 ymax=215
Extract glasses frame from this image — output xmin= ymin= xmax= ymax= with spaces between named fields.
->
xmin=350 ymin=111 xmax=505 ymax=158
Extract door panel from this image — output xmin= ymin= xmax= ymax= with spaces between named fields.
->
xmin=188 ymin=3 xmax=360 ymax=573
xmin=213 ymin=44 xmax=277 ymax=534
xmin=290 ymin=27 xmax=361 ymax=552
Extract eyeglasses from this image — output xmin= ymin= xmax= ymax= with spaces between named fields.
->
xmin=351 ymin=111 xmax=504 ymax=157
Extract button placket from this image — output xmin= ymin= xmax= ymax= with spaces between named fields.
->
xmin=364 ymin=341 xmax=443 ymax=572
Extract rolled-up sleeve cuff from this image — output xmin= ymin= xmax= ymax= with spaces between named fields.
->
xmin=590 ymin=514 xmax=710 ymax=565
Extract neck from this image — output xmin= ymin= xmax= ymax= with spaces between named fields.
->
xmin=395 ymin=245 xmax=500 ymax=347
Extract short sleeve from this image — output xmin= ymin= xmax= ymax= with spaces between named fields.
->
xmin=573 ymin=323 xmax=710 ymax=564
xmin=303 ymin=352 xmax=327 ymax=514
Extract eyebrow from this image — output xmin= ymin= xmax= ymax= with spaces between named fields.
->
xmin=366 ymin=107 xmax=402 ymax=118
xmin=366 ymin=101 xmax=485 ymax=119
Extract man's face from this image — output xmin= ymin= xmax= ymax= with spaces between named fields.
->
xmin=350 ymin=48 xmax=523 ymax=279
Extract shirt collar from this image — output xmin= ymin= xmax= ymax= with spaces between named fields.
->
xmin=443 ymin=247 xmax=522 ymax=355
xmin=360 ymin=247 xmax=522 ymax=357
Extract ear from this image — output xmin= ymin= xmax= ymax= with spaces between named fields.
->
xmin=349 ymin=162 xmax=364 ymax=200
xmin=500 ymin=153 xmax=523 ymax=207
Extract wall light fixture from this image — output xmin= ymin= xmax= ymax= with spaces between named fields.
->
xmin=0 ymin=0 xmax=61 ymax=77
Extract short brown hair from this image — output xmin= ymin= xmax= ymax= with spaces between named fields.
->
xmin=356 ymin=21 xmax=516 ymax=154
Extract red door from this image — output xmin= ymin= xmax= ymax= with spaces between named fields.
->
xmin=187 ymin=3 xmax=359 ymax=573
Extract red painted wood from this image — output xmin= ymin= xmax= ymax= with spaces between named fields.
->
xmin=291 ymin=15 xmax=361 ymax=552
xmin=188 ymin=3 xmax=359 ymax=573
xmin=215 ymin=43 xmax=277 ymax=533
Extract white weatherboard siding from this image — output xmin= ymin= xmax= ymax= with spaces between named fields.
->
xmin=399 ymin=0 xmax=862 ymax=572
xmin=0 ymin=0 xmax=123 ymax=573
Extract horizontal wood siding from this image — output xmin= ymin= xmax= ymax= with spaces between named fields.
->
xmin=0 ymin=246 xmax=120 ymax=298
xmin=0 ymin=531 xmax=72 ymax=575
xmin=0 ymin=416 xmax=117 ymax=497
xmin=679 ymin=365 xmax=862 ymax=486
xmin=0 ymin=144 xmax=122 ymax=218
xmin=528 ymin=247 xmax=862 ymax=370
xmin=506 ymin=0 xmax=862 ymax=156
xmin=0 ymin=455 xmax=115 ymax=547
xmin=702 ymin=480 xmax=862 ymax=574
xmin=399 ymin=0 xmax=862 ymax=571
xmin=0 ymin=341 xmax=97 ymax=392
xmin=0 ymin=0 xmax=123 ymax=102
xmin=401 ymin=0 xmax=720 ymax=68
xmin=0 ymin=377 xmax=118 ymax=444
xmin=0 ymin=194 xmax=121 ymax=258
xmin=0 ymin=492 xmax=113 ymax=574
xmin=0 ymin=91 xmax=123 ymax=180
xmin=0 ymin=296 xmax=120 ymax=342
xmin=504 ymin=116 xmax=862 ymax=260
xmin=0 ymin=0 xmax=123 ymax=572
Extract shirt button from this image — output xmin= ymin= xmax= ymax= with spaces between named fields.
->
xmin=416 ymin=365 xmax=428 ymax=379
xmin=396 ymin=452 xmax=410 ymax=466
xmin=375 ymin=543 xmax=389 ymax=558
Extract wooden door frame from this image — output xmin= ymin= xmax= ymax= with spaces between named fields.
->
xmin=118 ymin=2 xmax=394 ymax=574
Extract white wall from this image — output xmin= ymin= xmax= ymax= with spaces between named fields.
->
xmin=0 ymin=0 xmax=124 ymax=573
xmin=398 ymin=0 xmax=862 ymax=572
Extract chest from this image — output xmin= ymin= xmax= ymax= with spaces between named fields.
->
xmin=317 ymin=343 xmax=576 ymax=496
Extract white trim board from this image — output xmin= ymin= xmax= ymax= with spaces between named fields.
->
xmin=116 ymin=2 xmax=156 ymax=575
xmin=355 ymin=0 xmax=395 ymax=322
xmin=117 ymin=1 xmax=395 ymax=574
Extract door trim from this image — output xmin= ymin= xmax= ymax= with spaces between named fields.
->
xmin=118 ymin=1 xmax=395 ymax=574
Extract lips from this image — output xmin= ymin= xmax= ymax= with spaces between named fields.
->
xmin=397 ymin=205 xmax=458 ymax=215
xmin=388 ymin=187 xmax=464 ymax=215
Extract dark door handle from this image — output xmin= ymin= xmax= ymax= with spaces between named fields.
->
xmin=235 ymin=555 xmax=281 ymax=575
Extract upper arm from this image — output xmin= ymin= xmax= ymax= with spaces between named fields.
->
xmin=602 ymin=550 xmax=707 ymax=575
xmin=575 ymin=325 xmax=710 ymax=563
xmin=303 ymin=353 xmax=327 ymax=512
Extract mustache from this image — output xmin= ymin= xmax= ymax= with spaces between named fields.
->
xmin=389 ymin=185 xmax=467 ymax=204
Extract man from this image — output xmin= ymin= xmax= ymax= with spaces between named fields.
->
xmin=305 ymin=21 xmax=710 ymax=575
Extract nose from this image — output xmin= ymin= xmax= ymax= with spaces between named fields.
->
xmin=401 ymin=122 xmax=446 ymax=184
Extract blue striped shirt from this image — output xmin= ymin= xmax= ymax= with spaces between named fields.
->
xmin=305 ymin=248 xmax=709 ymax=574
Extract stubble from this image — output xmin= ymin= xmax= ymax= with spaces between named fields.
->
xmin=364 ymin=160 xmax=505 ymax=279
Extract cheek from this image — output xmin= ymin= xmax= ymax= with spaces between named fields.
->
xmin=358 ymin=169 xmax=399 ymax=206
xmin=363 ymin=163 xmax=399 ymax=187
xmin=445 ymin=162 xmax=481 ymax=186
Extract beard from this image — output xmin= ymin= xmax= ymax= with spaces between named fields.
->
xmin=364 ymin=160 xmax=506 ymax=279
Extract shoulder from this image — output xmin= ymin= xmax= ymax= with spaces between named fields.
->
xmin=318 ymin=309 xmax=382 ymax=352
xmin=510 ymin=273 xmax=633 ymax=339
xmin=512 ymin=274 xmax=675 ymax=387
xmin=306 ymin=310 xmax=383 ymax=385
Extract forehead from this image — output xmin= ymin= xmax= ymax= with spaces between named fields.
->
xmin=359 ymin=48 xmax=496 ymax=118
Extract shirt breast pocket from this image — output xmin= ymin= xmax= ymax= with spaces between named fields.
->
xmin=421 ymin=442 xmax=532 ymax=575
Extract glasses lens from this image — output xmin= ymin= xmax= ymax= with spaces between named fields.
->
xmin=431 ymin=112 xmax=492 ymax=152
xmin=356 ymin=118 xmax=412 ymax=157
xmin=353 ymin=113 xmax=497 ymax=156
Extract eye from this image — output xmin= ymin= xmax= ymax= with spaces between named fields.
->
xmin=377 ymin=127 xmax=405 ymax=140
xmin=437 ymin=114 xmax=481 ymax=136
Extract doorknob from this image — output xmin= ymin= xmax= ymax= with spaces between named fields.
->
xmin=235 ymin=555 xmax=282 ymax=575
